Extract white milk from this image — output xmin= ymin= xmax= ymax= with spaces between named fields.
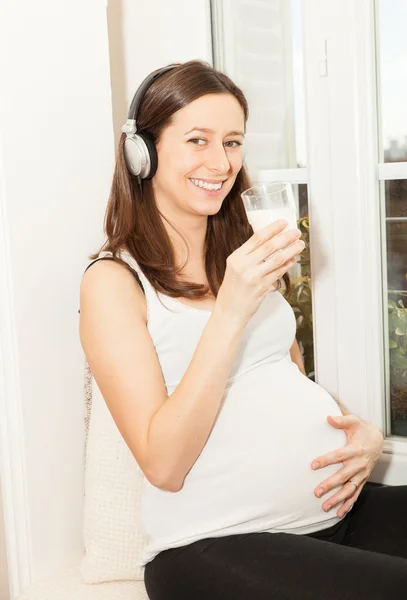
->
xmin=247 ymin=207 xmax=298 ymax=233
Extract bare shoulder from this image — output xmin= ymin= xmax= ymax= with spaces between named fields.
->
xmin=80 ymin=258 xmax=147 ymax=323
xmin=78 ymin=258 xmax=168 ymax=484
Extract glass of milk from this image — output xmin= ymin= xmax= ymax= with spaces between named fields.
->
xmin=241 ymin=182 xmax=299 ymax=233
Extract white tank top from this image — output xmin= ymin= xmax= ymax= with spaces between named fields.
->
xmin=97 ymin=250 xmax=347 ymax=566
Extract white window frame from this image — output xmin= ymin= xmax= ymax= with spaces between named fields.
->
xmin=211 ymin=0 xmax=407 ymax=484
xmin=304 ymin=0 xmax=407 ymax=484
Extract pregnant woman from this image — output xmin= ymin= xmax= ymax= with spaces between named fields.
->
xmin=79 ymin=60 xmax=407 ymax=599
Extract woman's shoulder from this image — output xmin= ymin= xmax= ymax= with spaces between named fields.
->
xmin=80 ymin=255 xmax=147 ymax=322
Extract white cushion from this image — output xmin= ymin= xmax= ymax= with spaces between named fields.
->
xmin=16 ymin=563 xmax=148 ymax=600
xmin=81 ymin=362 xmax=147 ymax=583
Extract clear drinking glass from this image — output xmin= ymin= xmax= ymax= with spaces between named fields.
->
xmin=241 ymin=182 xmax=299 ymax=232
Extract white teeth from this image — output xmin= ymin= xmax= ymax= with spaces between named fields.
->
xmin=190 ymin=178 xmax=223 ymax=191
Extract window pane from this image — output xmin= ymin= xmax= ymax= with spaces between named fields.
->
xmin=286 ymin=185 xmax=315 ymax=380
xmin=385 ymin=179 xmax=407 ymax=218
xmin=376 ymin=0 xmax=407 ymax=162
xmin=211 ymin=0 xmax=307 ymax=172
xmin=384 ymin=181 xmax=407 ymax=436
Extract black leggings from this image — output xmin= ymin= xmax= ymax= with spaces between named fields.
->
xmin=144 ymin=483 xmax=407 ymax=599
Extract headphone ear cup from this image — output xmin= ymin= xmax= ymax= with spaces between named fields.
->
xmin=123 ymin=131 xmax=157 ymax=179
xmin=138 ymin=132 xmax=158 ymax=180
xmin=123 ymin=133 xmax=148 ymax=178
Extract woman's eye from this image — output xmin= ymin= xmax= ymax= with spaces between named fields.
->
xmin=187 ymin=138 xmax=243 ymax=148
xmin=224 ymin=140 xmax=242 ymax=148
xmin=188 ymin=138 xmax=206 ymax=145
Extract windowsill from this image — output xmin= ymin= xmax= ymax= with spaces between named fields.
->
xmin=370 ymin=439 xmax=407 ymax=486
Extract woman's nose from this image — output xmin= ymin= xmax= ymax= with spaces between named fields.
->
xmin=205 ymin=143 xmax=230 ymax=174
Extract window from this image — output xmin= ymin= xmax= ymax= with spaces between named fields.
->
xmin=211 ymin=0 xmax=407 ymax=481
xmin=377 ymin=0 xmax=407 ymax=163
xmin=211 ymin=0 xmax=314 ymax=378
xmin=376 ymin=0 xmax=407 ymax=437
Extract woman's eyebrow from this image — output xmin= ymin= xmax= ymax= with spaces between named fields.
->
xmin=184 ymin=127 xmax=245 ymax=136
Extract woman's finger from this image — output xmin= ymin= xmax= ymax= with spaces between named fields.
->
xmin=239 ymin=219 xmax=290 ymax=255
xmin=312 ymin=443 xmax=360 ymax=470
xmin=259 ymin=240 xmax=304 ymax=279
xmin=259 ymin=257 xmax=296 ymax=291
xmin=251 ymin=228 xmax=302 ymax=264
xmin=336 ymin=482 xmax=365 ymax=518
xmin=328 ymin=414 xmax=362 ymax=429
xmin=314 ymin=453 xmax=370 ymax=496
xmin=321 ymin=479 xmax=362 ymax=513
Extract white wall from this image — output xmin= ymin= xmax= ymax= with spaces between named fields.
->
xmin=0 ymin=0 xmax=212 ymax=596
xmin=0 ymin=477 xmax=10 ymax=600
xmin=108 ymin=0 xmax=212 ymax=145
xmin=0 ymin=0 xmax=115 ymax=595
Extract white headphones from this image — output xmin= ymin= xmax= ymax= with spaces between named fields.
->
xmin=121 ymin=65 xmax=177 ymax=180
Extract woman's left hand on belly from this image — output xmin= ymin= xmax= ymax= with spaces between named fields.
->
xmin=311 ymin=415 xmax=384 ymax=518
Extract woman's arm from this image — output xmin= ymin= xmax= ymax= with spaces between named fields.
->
xmin=80 ymin=260 xmax=246 ymax=493
xmin=81 ymin=225 xmax=302 ymax=492
xmin=289 ymin=337 xmax=307 ymax=376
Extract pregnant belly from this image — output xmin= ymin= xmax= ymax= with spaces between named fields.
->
xmin=187 ymin=358 xmax=347 ymax=525
xmin=142 ymin=357 xmax=348 ymax=540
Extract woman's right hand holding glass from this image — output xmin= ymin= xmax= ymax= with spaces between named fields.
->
xmin=215 ymin=220 xmax=305 ymax=327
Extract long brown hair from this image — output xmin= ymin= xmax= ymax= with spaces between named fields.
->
xmin=91 ymin=60 xmax=290 ymax=298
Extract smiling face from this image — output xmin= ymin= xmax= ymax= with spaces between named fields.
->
xmin=152 ymin=93 xmax=246 ymax=221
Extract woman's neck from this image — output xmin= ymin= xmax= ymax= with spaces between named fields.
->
xmin=160 ymin=212 xmax=208 ymax=273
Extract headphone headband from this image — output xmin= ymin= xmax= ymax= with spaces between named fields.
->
xmin=122 ymin=65 xmax=177 ymax=137
xmin=121 ymin=65 xmax=177 ymax=179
